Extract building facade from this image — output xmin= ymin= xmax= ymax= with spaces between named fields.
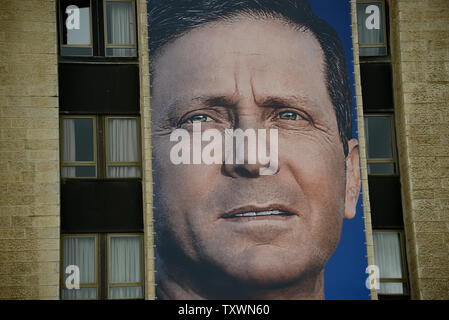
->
xmin=0 ymin=0 xmax=447 ymax=300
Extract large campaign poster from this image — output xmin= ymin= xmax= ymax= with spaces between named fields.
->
xmin=148 ymin=0 xmax=370 ymax=300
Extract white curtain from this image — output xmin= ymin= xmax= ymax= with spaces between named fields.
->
xmin=109 ymin=236 xmax=142 ymax=299
xmin=63 ymin=236 xmax=96 ymax=300
xmin=108 ymin=118 xmax=140 ymax=178
xmin=106 ymin=1 xmax=135 ymax=56
xmin=373 ymin=232 xmax=404 ymax=294
xmin=62 ymin=119 xmax=76 ymax=178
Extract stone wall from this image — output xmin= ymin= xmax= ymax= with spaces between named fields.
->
xmin=389 ymin=0 xmax=449 ymax=300
xmin=0 ymin=0 xmax=60 ymax=299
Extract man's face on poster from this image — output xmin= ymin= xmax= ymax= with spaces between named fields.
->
xmin=151 ymin=17 xmax=360 ymax=289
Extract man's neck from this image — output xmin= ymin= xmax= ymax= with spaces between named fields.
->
xmin=156 ymin=260 xmax=325 ymax=300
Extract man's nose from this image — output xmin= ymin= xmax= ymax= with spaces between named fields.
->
xmin=222 ymin=162 xmax=267 ymax=178
xmin=222 ymin=120 xmax=279 ymax=178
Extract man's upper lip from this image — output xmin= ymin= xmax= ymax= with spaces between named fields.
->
xmin=221 ymin=204 xmax=298 ymax=219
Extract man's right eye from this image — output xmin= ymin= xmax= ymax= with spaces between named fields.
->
xmin=186 ymin=114 xmax=213 ymax=123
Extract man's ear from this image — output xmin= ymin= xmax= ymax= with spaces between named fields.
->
xmin=344 ymin=139 xmax=361 ymax=219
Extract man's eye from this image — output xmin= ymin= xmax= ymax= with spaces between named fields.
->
xmin=279 ymin=111 xmax=301 ymax=121
xmin=187 ymin=114 xmax=213 ymax=123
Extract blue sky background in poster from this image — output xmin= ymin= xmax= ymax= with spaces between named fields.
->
xmin=308 ymin=0 xmax=370 ymax=300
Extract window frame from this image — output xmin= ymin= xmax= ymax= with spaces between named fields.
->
xmin=357 ymin=0 xmax=388 ymax=57
xmin=106 ymin=233 xmax=145 ymax=299
xmin=364 ymin=113 xmax=399 ymax=176
xmin=373 ymin=229 xmax=410 ymax=297
xmin=60 ymin=115 xmax=98 ymax=179
xmin=103 ymin=0 xmax=138 ymax=57
xmin=61 ymin=233 xmax=100 ymax=300
xmin=60 ymin=114 xmax=142 ymax=180
xmin=104 ymin=115 xmax=142 ymax=178
xmin=58 ymin=0 xmax=94 ymax=57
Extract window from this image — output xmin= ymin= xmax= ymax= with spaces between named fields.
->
xmin=104 ymin=0 xmax=137 ymax=57
xmin=61 ymin=116 xmax=97 ymax=178
xmin=61 ymin=233 xmax=144 ymax=300
xmin=60 ymin=0 xmax=93 ymax=56
xmin=58 ymin=0 xmax=137 ymax=57
xmin=107 ymin=234 xmax=144 ymax=299
xmin=60 ymin=115 xmax=141 ymax=178
xmin=364 ymin=114 xmax=397 ymax=175
xmin=62 ymin=234 xmax=99 ymax=299
xmin=373 ymin=230 xmax=409 ymax=296
xmin=357 ymin=0 xmax=387 ymax=56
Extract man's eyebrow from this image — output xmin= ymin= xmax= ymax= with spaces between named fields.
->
xmin=164 ymin=94 xmax=319 ymax=115
xmin=192 ymin=95 xmax=237 ymax=107
xmin=259 ymin=95 xmax=319 ymax=109
xmin=164 ymin=95 xmax=237 ymax=114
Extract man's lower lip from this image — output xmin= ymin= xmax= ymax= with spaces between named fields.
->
xmin=222 ymin=215 xmax=295 ymax=221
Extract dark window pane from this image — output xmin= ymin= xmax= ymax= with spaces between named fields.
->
xmin=368 ymin=162 xmax=395 ymax=174
xmin=61 ymin=47 xmax=92 ymax=56
xmin=62 ymin=166 xmax=96 ymax=178
xmin=365 ymin=116 xmax=393 ymax=159
xmin=61 ymin=0 xmax=92 ymax=46
xmin=63 ymin=118 xmax=94 ymax=162
xmin=360 ymin=63 xmax=394 ymax=111
xmin=360 ymin=47 xmax=387 ymax=56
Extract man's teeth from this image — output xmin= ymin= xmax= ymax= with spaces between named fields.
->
xmin=233 ymin=210 xmax=289 ymax=217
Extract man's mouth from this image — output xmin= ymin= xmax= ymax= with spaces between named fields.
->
xmin=221 ymin=206 xmax=297 ymax=220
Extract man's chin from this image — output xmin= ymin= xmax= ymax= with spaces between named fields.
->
xmin=210 ymin=245 xmax=322 ymax=288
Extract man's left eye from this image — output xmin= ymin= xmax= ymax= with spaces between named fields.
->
xmin=279 ymin=111 xmax=301 ymax=120
xmin=187 ymin=114 xmax=213 ymax=123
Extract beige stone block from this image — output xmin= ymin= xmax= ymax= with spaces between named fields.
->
xmin=26 ymin=129 xmax=59 ymax=141
xmin=32 ymin=216 xmax=59 ymax=228
xmin=0 ymin=172 xmax=24 ymax=183
xmin=0 ymin=140 xmax=25 ymax=151
xmin=10 ymin=216 xmax=32 ymax=228
xmin=413 ymin=209 xmax=441 ymax=222
xmin=0 ymin=217 xmax=11 ymax=228
xmin=412 ymin=199 xmax=442 ymax=212
xmin=30 ymin=205 xmax=59 ymax=217
xmin=414 ymin=221 xmax=448 ymax=233
xmin=417 ymin=253 xmax=449 ymax=269
xmin=30 ymin=97 xmax=58 ymax=109
xmin=412 ymin=189 xmax=435 ymax=200
xmin=0 ymin=150 xmax=26 ymax=161
xmin=7 ymin=161 xmax=35 ymax=172
xmin=1 ymin=128 xmax=27 ymax=140
xmin=0 ymin=118 xmax=12 ymax=129
xmin=0 ymin=229 xmax=25 ymax=239
xmin=7 ymin=183 xmax=34 ymax=195
xmin=0 ymin=238 xmax=58 ymax=252
xmin=0 ymin=206 xmax=29 ymax=217
xmin=419 ymin=279 xmax=449 ymax=300
xmin=38 ymin=285 xmax=59 ymax=299
xmin=25 ymin=227 xmax=59 ymax=240
xmin=26 ymin=150 xmax=58 ymax=161
xmin=34 ymin=161 xmax=59 ymax=173
xmin=25 ymin=139 xmax=59 ymax=151
xmin=0 ymin=286 xmax=39 ymax=299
